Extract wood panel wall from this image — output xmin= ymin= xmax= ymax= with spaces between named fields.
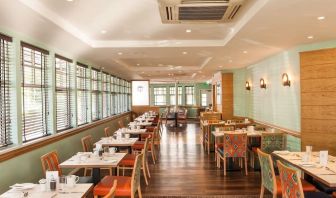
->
xmin=300 ymin=48 xmax=336 ymax=155
xmin=212 ymin=72 xmax=233 ymax=120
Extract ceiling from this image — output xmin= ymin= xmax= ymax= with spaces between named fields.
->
xmin=1 ymin=0 xmax=336 ymax=82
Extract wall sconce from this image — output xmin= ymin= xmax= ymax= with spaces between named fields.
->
xmin=137 ymin=85 xmax=144 ymax=92
xmin=245 ymin=81 xmax=251 ymax=90
xmin=260 ymin=78 xmax=266 ymax=89
xmin=282 ymin=73 xmax=291 ymax=87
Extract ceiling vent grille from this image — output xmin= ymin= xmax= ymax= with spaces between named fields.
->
xmin=158 ymin=0 xmax=245 ymax=23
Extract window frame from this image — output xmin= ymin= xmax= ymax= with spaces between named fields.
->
xmin=153 ymin=87 xmax=167 ymax=106
xmin=185 ymin=86 xmax=195 ymax=106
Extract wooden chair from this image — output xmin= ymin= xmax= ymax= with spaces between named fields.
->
xmin=177 ymin=108 xmax=188 ymax=125
xmin=94 ymin=154 xmax=143 ymax=198
xmin=40 ymin=151 xmax=63 ymax=176
xmin=132 ymin=133 xmax=156 ymax=164
xmin=104 ymin=127 xmax=112 ymax=137
xmin=203 ymin=120 xmax=221 ymax=154
xmin=277 ymin=160 xmax=328 ymax=198
xmin=257 ymin=149 xmax=316 ymax=198
xmin=117 ymin=138 xmax=150 ymax=185
xmin=214 ymin=125 xmax=235 ymax=163
xmin=217 ymin=132 xmax=248 ymax=176
xmin=81 ymin=135 xmax=112 ymax=176
xmin=102 ymin=180 xmax=117 ymax=198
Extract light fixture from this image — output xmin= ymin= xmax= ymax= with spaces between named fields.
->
xmin=117 ymin=52 xmax=123 ymax=55
xmin=243 ymin=51 xmax=248 ymax=54
xmin=137 ymin=86 xmax=144 ymax=92
xmin=317 ymin=16 xmax=325 ymax=20
xmin=101 ymin=30 xmax=107 ymax=34
xmin=182 ymin=51 xmax=188 ymax=55
xmin=282 ymin=73 xmax=291 ymax=87
xmin=307 ymin=35 xmax=314 ymax=39
xmin=260 ymin=78 xmax=266 ymax=89
xmin=136 ymin=63 xmax=140 ymax=66
xmin=186 ymin=29 xmax=192 ymax=33
xmin=218 ymin=66 xmax=223 ymax=68
xmin=229 ymin=60 xmax=233 ymax=63
xmin=66 ymin=0 xmax=73 ymax=2
xmin=245 ymin=81 xmax=251 ymax=90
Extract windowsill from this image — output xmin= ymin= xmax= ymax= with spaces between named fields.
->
xmin=0 ymin=111 xmax=131 ymax=162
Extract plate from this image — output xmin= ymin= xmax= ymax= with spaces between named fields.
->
xmin=274 ymin=150 xmax=290 ymax=155
xmin=299 ymin=163 xmax=315 ymax=167
xmin=10 ymin=183 xmax=35 ymax=190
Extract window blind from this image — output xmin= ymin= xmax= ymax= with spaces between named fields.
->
xmin=154 ymin=87 xmax=166 ymax=106
xmin=76 ymin=63 xmax=88 ymax=125
xmin=0 ymin=34 xmax=12 ymax=147
xmin=91 ymin=68 xmax=101 ymax=121
xmin=185 ymin=86 xmax=195 ymax=105
xmin=102 ymin=72 xmax=110 ymax=118
xmin=21 ymin=42 xmax=49 ymax=142
xmin=55 ymin=55 xmax=72 ymax=132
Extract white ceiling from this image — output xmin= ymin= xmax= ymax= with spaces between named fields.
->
xmin=1 ymin=0 xmax=336 ymax=82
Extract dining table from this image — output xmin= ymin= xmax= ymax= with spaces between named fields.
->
xmin=0 ymin=183 xmax=93 ymax=198
xmin=59 ymin=152 xmax=126 ymax=185
xmin=273 ymin=151 xmax=336 ymax=188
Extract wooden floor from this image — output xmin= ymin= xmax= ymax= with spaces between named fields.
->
xmin=141 ymin=121 xmax=263 ymax=197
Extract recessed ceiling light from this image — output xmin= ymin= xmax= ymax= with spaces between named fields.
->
xmin=317 ymin=16 xmax=325 ymax=20
xmin=307 ymin=35 xmax=314 ymax=39
xmin=198 ymin=71 xmax=202 ymax=73
xmin=229 ymin=60 xmax=233 ymax=63
xmin=186 ymin=29 xmax=192 ymax=33
xmin=218 ymin=66 xmax=223 ymax=68
xmin=117 ymin=52 xmax=123 ymax=55
xmin=66 ymin=0 xmax=73 ymax=2
xmin=243 ymin=51 xmax=248 ymax=54
xmin=101 ymin=30 xmax=107 ymax=34
xmin=141 ymin=71 xmax=145 ymax=74
xmin=182 ymin=51 xmax=188 ymax=55
xmin=136 ymin=63 xmax=140 ymax=66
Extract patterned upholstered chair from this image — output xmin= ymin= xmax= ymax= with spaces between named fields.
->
xmin=277 ymin=160 xmax=328 ymax=198
xmin=217 ymin=132 xmax=248 ymax=176
xmin=94 ymin=153 xmax=143 ymax=198
xmin=203 ymin=120 xmax=221 ymax=154
xmin=214 ymin=124 xmax=235 ymax=164
xmin=104 ymin=127 xmax=112 ymax=137
xmin=257 ymin=149 xmax=316 ymax=198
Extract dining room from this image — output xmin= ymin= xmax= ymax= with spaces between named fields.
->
xmin=1 ymin=0 xmax=336 ymax=198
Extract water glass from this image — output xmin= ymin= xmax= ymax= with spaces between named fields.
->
xmin=59 ymin=176 xmax=67 ymax=191
xmin=104 ymin=147 xmax=109 ymax=154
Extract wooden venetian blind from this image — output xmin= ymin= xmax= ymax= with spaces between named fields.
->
xmin=76 ymin=62 xmax=89 ymax=125
xmin=91 ymin=68 xmax=101 ymax=121
xmin=21 ymin=42 xmax=49 ymax=142
xmin=55 ymin=55 xmax=72 ymax=132
xmin=102 ymin=72 xmax=110 ymax=118
xmin=0 ymin=34 xmax=12 ymax=147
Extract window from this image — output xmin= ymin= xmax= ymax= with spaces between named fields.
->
xmin=21 ymin=42 xmax=49 ymax=142
xmin=55 ymin=55 xmax=72 ymax=131
xmin=91 ymin=68 xmax=101 ymax=121
xmin=76 ymin=63 xmax=89 ymax=125
xmin=153 ymin=87 xmax=166 ymax=106
xmin=102 ymin=72 xmax=110 ymax=118
xmin=169 ymin=86 xmax=182 ymax=105
xmin=216 ymin=82 xmax=221 ymax=105
xmin=0 ymin=34 xmax=12 ymax=147
xmin=201 ymin=93 xmax=207 ymax=107
xmin=185 ymin=86 xmax=195 ymax=105
xmin=110 ymin=76 xmax=115 ymax=115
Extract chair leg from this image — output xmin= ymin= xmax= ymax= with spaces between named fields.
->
xmin=151 ymin=151 xmax=156 ymax=164
xmin=142 ymin=161 xmax=149 ymax=185
xmin=224 ymin=157 xmax=227 ymax=176
xmin=117 ymin=166 xmax=119 ymax=176
xmin=109 ymin=168 xmax=112 ymax=176
xmin=84 ymin=168 xmax=87 ymax=176
xmin=245 ymin=157 xmax=248 ymax=176
xmin=207 ymin=142 xmax=210 ymax=155
xmin=260 ymin=186 xmax=265 ymax=198
xmin=123 ymin=166 xmax=125 ymax=176
xmin=138 ymin=186 xmax=142 ymax=198
xmin=146 ymin=160 xmax=151 ymax=178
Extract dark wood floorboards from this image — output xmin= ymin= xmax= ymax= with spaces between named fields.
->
xmin=141 ymin=121 xmax=263 ymax=197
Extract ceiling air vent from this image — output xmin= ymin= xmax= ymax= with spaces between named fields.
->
xmin=158 ymin=0 xmax=245 ymax=23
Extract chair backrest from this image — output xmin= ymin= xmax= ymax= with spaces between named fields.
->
xmin=261 ymin=132 xmax=284 ymax=154
xmin=131 ymin=153 xmax=143 ymax=196
xmin=103 ymin=180 xmax=117 ymax=198
xmin=132 ymin=113 xmax=137 ymax=121
xmin=257 ymin=149 xmax=277 ymax=195
xmin=277 ymin=160 xmax=304 ymax=198
xmin=40 ymin=151 xmax=62 ymax=176
xmin=81 ymin=135 xmax=93 ymax=152
xmin=141 ymin=138 xmax=149 ymax=164
xmin=104 ymin=127 xmax=111 ymax=137
xmin=223 ymin=132 xmax=247 ymax=158
xmin=118 ymin=120 xmax=124 ymax=128
xmin=211 ymin=123 xmax=235 ymax=131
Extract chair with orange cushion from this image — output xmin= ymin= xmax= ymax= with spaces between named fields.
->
xmin=94 ymin=153 xmax=143 ymax=198
xmin=81 ymin=135 xmax=112 ymax=176
xmin=277 ymin=160 xmax=329 ymax=198
xmin=100 ymin=180 xmax=117 ymax=198
xmin=257 ymin=149 xmax=316 ymax=198
xmin=117 ymin=138 xmax=150 ymax=185
xmin=217 ymin=132 xmax=248 ymax=176
xmin=104 ymin=127 xmax=112 ymax=137
xmin=132 ymin=133 xmax=156 ymax=164
xmin=40 ymin=151 xmax=92 ymax=183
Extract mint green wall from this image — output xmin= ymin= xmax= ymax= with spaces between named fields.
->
xmin=232 ymin=39 xmax=336 ymax=151
xmin=0 ymin=115 xmax=130 ymax=194
xmin=149 ymin=83 xmax=211 ymax=118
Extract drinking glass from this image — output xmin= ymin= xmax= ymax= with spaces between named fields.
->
xmin=59 ymin=176 xmax=67 ymax=191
